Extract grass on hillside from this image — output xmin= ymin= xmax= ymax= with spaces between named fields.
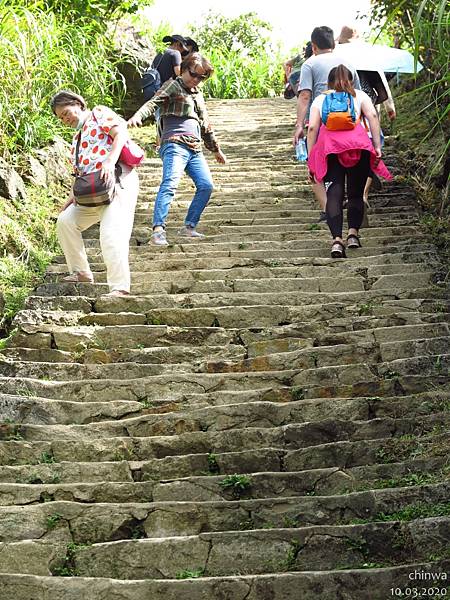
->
xmin=0 ymin=184 xmax=61 ymax=335
xmin=388 ymin=80 xmax=449 ymax=276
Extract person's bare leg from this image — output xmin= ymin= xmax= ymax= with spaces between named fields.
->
xmin=364 ymin=177 xmax=372 ymax=205
xmin=312 ymin=181 xmax=326 ymax=211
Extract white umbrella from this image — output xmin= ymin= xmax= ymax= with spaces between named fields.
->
xmin=334 ymin=41 xmax=423 ymax=73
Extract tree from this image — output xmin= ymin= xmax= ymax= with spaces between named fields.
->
xmin=5 ymin=0 xmax=155 ymax=25
xmin=189 ymin=11 xmax=274 ymax=58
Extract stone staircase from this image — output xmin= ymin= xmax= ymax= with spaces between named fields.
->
xmin=0 ymin=98 xmax=449 ymax=599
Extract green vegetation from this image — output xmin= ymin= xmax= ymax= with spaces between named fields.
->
xmin=284 ymin=539 xmax=302 ymax=570
xmin=188 ymin=12 xmax=284 ymax=99
xmin=291 ymin=386 xmax=305 ymax=401
xmin=219 ymin=473 xmax=252 ymax=498
xmin=369 ymin=0 xmax=449 ymax=274
xmin=175 ymin=568 xmax=204 ymax=579
xmin=52 ymin=541 xmax=90 ymax=577
xmin=0 ymin=420 xmax=24 ymax=441
xmin=0 ymin=185 xmax=60 ymax=331
xmin=370 ymin=468 xmax=449 ymax=489
xmin=345 ymin=537 xmax=369 ymax=555
xmin=0 ymin=2 xmax=137 ymax=159
xmin=46 ymin=513 xmax=63 ymax=529
xmin=207 ymin=453 xmax=220 ymax=474
xmin=375 ymin=501 xmax=450 ymax=522
xmin=38 ymin=451 xmax=56 ymax=464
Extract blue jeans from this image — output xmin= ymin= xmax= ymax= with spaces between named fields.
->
xmin=153 ymin=142 xmax=214 ymax=228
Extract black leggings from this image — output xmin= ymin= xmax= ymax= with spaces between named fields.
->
xmin=324 ymin=151 xmax=370 ymax=238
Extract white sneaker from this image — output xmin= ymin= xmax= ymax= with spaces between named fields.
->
xmin=178 ymin=226 xmax=205 ymax=239
xmin=151 ymin=230 xmax=168 ymax=246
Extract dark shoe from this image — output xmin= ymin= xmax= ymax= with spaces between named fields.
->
xmin=346 ymin=234 xmax=362 ymax=249
xmin=318 ymin=211 xmax=327 ymax=223
xmin=331 ymin=240 xmax=346 ymax=258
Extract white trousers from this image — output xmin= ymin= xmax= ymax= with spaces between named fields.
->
xmin=57 ymin=164 xmax=139 ymax=292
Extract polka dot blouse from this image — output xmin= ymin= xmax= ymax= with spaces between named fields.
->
xmin=71 ymin=105 xmax=126 ymax=175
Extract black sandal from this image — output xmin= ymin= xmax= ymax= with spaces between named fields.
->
xmin=331 ymin=240 xmax=346 ymax=258
xmin=347 ymin=234 xmax=362 ymax=249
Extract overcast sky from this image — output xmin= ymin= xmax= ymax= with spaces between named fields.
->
xmin=144 ymin=0 xmax=373 ymax=51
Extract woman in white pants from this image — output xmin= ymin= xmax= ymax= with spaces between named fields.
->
xmin=51 ymin=90 xmax=139 ymax=297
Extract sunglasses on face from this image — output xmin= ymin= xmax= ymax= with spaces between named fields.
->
xmin=188 ymin=69 xmax=207 ymax=81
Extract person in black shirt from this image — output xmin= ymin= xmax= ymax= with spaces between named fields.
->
xmin=154 ymin=34 xmax=189 ymax=84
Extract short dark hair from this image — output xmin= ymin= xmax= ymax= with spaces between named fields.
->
xmin=50 ymin=90 xmax=87 ymax=114
xmin=181 ymin=52 xmax=214 ymax=79
xmin=311 ymin=26 xmax=335 ymax=50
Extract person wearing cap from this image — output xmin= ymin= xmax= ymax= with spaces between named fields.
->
xmin=152 ymin=34 xmax=189 ymax=86
xmin=184 ymin=37 xmax=199 ymax=55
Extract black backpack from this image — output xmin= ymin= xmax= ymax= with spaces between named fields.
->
xmin=141 ymin=54 xmax=164 ymax=101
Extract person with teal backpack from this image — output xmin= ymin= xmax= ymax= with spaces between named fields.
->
xmin=307 ymin=65 xmax=392 ymax=258
xmin=321 ymin=90 xmax=357 ymax=130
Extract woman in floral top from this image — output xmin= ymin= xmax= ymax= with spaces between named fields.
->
xmin=129 ymin=53 xmax=227 ymax=246
xmin=51 ymin=90 xmax=139 ymax=296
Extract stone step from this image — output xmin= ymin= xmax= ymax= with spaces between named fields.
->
xmin=5 ymin=332 xmax=448 ymax=381
xmin=47 ymin=250 xmax=439 ymax=271
xmin=1 ymin=367 xmax=447 ymax=409
xmin=0 ymin=482 xmax=447 ymax=543
xmin=71 ymin=518 xmax=450 ymax=579
xmin=8 ymin=300 xmax=449 ymax=342
xmin=43 ymin=261 xmax=437 ymax=287
xmin=2 ymin=456 xmax=446 ymax=507
xmin=0 ymin=381 xmax=447 ymax=430
xmin=133 ymin=204 xmax=414 ymax=219
xmin=1 ymin=341 xmax=247 ymax=365
xmin=80 ymin=233 xmax=426 ymax=254
xmin=1 ymin=518 xmax=447 ymax=579
xmin=1 ymin=561 xmax=448 ymax=600
xmin=0 ymin=407 xmax=449 ymax=464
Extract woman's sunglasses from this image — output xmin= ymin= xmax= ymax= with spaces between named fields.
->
xmin=188 ymin=69 xmax=207 ymax=81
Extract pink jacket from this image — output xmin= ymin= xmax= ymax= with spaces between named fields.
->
xmin=308 ymin=123 xmax=392 ymax=183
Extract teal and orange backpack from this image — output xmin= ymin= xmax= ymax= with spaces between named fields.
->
xmin=321 ymin=91 xmax=358 ymax=131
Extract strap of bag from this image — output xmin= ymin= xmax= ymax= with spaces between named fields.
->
xmin=151 ymin=52 xmax=165 ymax=70
xmin=74 ymin=132 xmax=81 ymax=172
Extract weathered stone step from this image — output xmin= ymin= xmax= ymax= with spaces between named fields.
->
xmin=2 ymin=455 xmax=446 ymax=507
xmin=36 ymin=274 xmax=368 ymax=297
xmin=0 ymin=482 xmax=447 ymax=543
xmin=1 ymin=561 xmax=448 ymax=600
xmin=47 ymin=249 xmax=439 ymax=271
xmin=1 ymin=378 xmax=447 ymax=430
xmin=1 ymin=341 xmax=247 ymax=365
xmin=3 ymin=518 xmax=447 ymax=579
xmin=35 ymin=269 xmax=437 ymax=299
xmin=0 ymin=481 xmax=155 ymax=506
xmin=129 ymin=212 xmax=420 ymax=232
xmin=9 ymin=305 xmax=448 ymax=353
xmin=81 ymin=233 xmax=427 ymax=254
xmin=0 ymin=406 xmax=450 ymax=461
xmin=21 ymin=294 xmax=446 ymax=330
xmin=67 ymin=518 xmax=450 ymax=579
xmin=4 ymin=332 xmax=448 ymax=380
xmin=151 ymin=457 xmax=448 ymax=503
xmin=108 ymin=300 xmax=441 ymax=328
xmin=1 ymin=363 xmax=446 ymax=408
xmin=44 ymin=262 xmax=436 ymax=290
xmin=286 ymin=431 xmax=449 ymax=472
xmin=0 ymin=392 xmax=143 ymax=424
